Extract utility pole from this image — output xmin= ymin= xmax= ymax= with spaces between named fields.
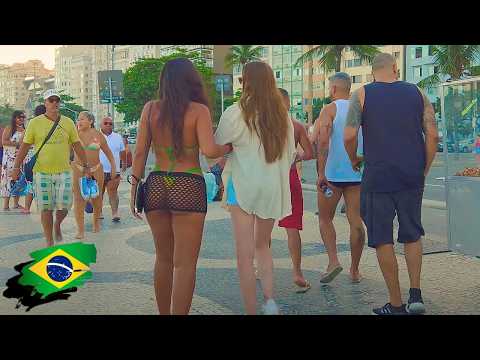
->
xmin=110 ymin=45 xmax=116 ymax=125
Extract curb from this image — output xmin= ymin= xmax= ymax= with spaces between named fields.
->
xmin=301 ymin=184 xmax=447 ymax=210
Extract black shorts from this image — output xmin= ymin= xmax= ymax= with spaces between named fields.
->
xmin=360 ymin=187 xmax=425 ymax=248
xmin=144 ymin=171 xmax=207 ymax=213
xmin=329 ymin=181 xmax=361 ymax=189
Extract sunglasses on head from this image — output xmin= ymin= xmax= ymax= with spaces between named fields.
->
xmin=47 ymin=97 xmax=60 ymax=103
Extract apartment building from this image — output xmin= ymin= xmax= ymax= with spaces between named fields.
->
xmin=0 ymin=60 xmax=53 ymax=109
xmin=55 ymin=46 xmax=96 ymax=118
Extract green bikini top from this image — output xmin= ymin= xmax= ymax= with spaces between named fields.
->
xmin=82 ymin=138 xmax=101 ymax=151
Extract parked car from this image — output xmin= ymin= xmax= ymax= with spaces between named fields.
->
xmin=459 ymin=138 xmax=474 ymax=153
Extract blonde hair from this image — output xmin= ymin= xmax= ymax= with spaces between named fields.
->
xmin=239 ymin=62 xmax=289 ymax=163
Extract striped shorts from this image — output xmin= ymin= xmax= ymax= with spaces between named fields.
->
xmin=34 ymin=171 xmax=73 ymax=211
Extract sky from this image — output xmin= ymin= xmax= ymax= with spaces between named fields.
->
xmin=0 ymin=45 xmax=59 ymax=69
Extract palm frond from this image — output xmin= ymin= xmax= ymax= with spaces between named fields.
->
xmin=417 ymin=73 xmax=442 ymax=90
xmin=294 ymin=45 xmax=334 ymax=67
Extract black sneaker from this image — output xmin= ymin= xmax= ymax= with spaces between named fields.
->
xmin=406 ymin=288 xmax=426 ymax=315
xmin=372 ymin=303 xmax=407 ymax=315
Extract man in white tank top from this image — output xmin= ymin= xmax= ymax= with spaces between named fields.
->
xmin=309 ymin=72 xmax=365 ymax=284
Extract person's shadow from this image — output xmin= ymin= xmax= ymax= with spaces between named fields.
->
xmin=2 ymin=261 xmax=77 ymax=312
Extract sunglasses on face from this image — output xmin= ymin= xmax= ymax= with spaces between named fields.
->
xmin=47 ymin=97 xmax=60 ymax=103
xmin=104 ymin=122 xmax=113 ymax=126
xmin=17 ymin=115 xmax=26 ymax=119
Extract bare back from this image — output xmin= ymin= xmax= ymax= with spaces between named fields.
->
xmin=148 ymin=100 xmax=203 ymax=173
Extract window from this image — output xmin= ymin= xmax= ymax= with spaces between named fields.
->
xmin=345 ymin=59 xmax=362 ymax=68
xmin=434 ymin=65 xmax=439 ymax=74
xmin=428 ymin=45 xmax=435 ymax=56
xmin=415 ymin=47 xmax=423 ymax=59
xmin=304 ymin=98 xmax=309 ymax=105
xmin=295 ymin=68 xmax=301 ymax=77
xmin=275 ymin=71 xmax=281 ymax=79
xmin=394 ymin=52 xmax=400 ymax=59
xmin=352 ymin=75 xmax=362 ymax=83
xmin=413 ymin=66 xmax=422 ymax=78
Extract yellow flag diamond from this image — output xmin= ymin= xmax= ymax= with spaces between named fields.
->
xmin=28 ymin=249 xmax=90 ymax=289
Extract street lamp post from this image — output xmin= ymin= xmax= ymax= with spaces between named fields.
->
xmin=110 ymin=45 xmax=116 ymax=125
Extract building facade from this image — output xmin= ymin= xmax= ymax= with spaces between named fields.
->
xmin=0 ymin=60 xmax=53 ymax=110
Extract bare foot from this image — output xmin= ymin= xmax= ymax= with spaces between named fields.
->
xmin=75 ymin=233 xmax=85 ymax=240
xmin=293 ymin=275 xmax=309 ymax=288
xmin=350 ymin=269 xmax=363 ymax=283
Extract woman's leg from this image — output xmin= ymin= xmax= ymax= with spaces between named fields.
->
xmin=24 ymin=193 xmax=33 ymax=213
xmin=72 ymin=170 xmax=86 ymax=239
xmin=254 ymin=216 xmax=275 ymax=300
xmin=3 ymin=197 xmax=10 ymax=210
xmin=146 ymin=210 xmax=175 ymax=315
xmin=230 ymin=205 xmax=256 ymax=314
xmin=13 ymin=196 xmax=21 ymax=208
xmin=170 ymin=211 xmax=206 ymax=315
xmin=91 ymin=169 xmax=104 ymax=233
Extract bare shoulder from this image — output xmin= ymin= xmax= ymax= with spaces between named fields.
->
xmin=190 ymin=101 xmax=210 ymax=113
xmin=292 ymin=119 xmax=307 ymax=133
xmin=351 ymin=86 xmax=365 ymax=103
xmin=322 ymin=102 xmax=337 ymax=118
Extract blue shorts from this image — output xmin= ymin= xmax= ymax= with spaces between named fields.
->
xmin=226 ymin=177 xmax=239 ymax=206
xmin=361 ymin=187 xmax=425 ymax=248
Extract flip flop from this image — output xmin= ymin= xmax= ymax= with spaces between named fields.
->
xmin=294 ymin=281 xmax=311 ymax=294
xmin=320 ymin=266 xmax=343 ymax=283
xmin=351 ymin=275 xmax=363 ymax=284
xmin=112 ymin=217 xmax=121 ymax=222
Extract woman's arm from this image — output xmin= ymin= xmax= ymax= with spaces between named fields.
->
xmin=196 ymin=104 xmax=232 ymax=158
xmin=131 ymin=102 xmax=153 ymax=181
xmin=1 ymin=126 xmax=17 ymax=147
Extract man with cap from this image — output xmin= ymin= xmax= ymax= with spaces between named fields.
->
xmin=11 ymin=89 xmax=90 ymax=247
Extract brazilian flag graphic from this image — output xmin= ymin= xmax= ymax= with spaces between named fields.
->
xmin=18 ymin=242 xmax=96 ymax=298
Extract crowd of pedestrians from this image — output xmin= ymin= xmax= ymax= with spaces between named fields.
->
xmin=2 ymin=52 xmax=439 ymax=315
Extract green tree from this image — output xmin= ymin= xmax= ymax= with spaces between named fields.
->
xmin=295 ymin=45 xmax=380 ymax=72
xmin=224 ymin=45 xmax=264 ymax=70
xmin=116 ymin=49 xmax=214 ymax=124
xmin=0 ymin=104 xmax=15 ymax=127
xmin=417 ymin=45 xmax=480 ymax=89
xmin=311 ymin=97 xmax=331 ymax=122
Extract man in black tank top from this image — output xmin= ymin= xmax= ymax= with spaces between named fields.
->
xmin=344 ymin=53 xmax=440 ymax=315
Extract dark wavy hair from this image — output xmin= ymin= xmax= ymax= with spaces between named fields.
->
xmin=34 ymin=105 xmax=46 ymax=117
xmin=157 ymin=58 xmax=210 ymax=157
xmin=10 ymin=110 xmax=25 ymax=138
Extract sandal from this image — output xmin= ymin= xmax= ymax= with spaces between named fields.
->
xmin=294 ymin=280 xmax=311 ymax=294
xmin=320 ymin=265 xmax=343 ymax=284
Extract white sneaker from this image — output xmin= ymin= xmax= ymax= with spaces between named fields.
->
xmin=262 ymin=299 xmax=280 ymax=315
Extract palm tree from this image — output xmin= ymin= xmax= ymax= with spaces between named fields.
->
xmin=224 ymin=45 xmax=264 ymax=70
xmin=417 ymin=45 xmax=480 ymax=89
xmin=294 ymin=45 xmax=380 ymax=72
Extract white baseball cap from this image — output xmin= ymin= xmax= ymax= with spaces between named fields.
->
xmin=43 ymin=89 xmax=61 ymax=100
